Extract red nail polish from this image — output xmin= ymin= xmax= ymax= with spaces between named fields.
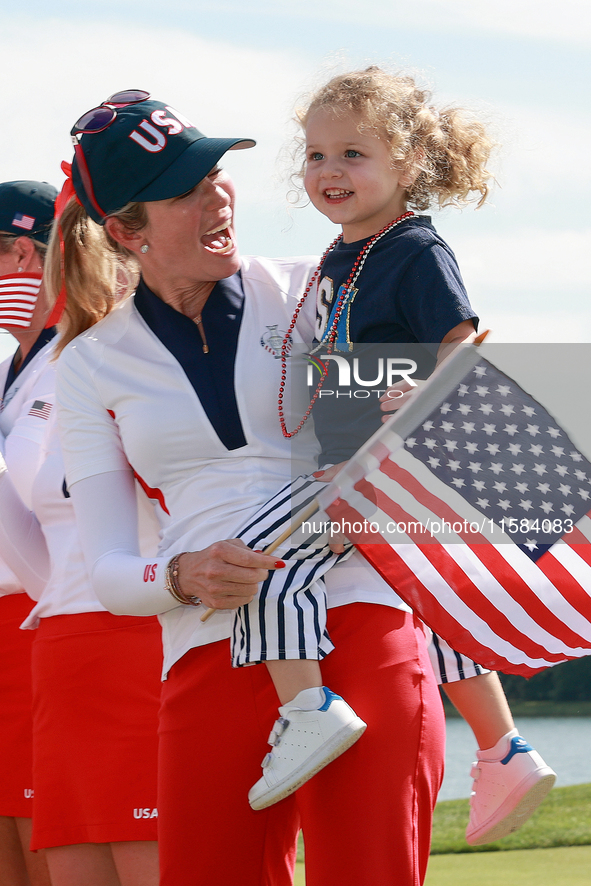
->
xmin=312 ymin=471 xmax=325 ymax=478
xmin=274 ymin=560 xmax=286 ymax=569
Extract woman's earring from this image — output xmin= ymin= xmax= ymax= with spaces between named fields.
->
xmin=18 ymin=266 xmax=23 ymax=272
xmin=140 ymin=244 xmax=149 ymax=254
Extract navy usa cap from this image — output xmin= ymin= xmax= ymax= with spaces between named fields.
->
xmin=0 ymin=181 xmax=58 ymax=243
xmin=70 ymin=97 xmax=256 ymax=224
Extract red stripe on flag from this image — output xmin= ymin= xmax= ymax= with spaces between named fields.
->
xmin=461 ymin=543 xmax=591 ymax=650
xmin=353 ymin=476 xmax=433 ymax=543
xmin=356 ymin=542 xmax=549 ymax=676
xmin=565 ymin=525 xmax=591 ymax=565
xmin=378 ymin=458 xmax=491 ymax=544
xmin=414 ymin=544 xmax=571 ymax=664
xmin=534 ymin=547 xmax=591 ymax=620
xmin=367 ymin=460 xmax=591 ymax=647
xmin=329 ymin=488 xmax=583 ymax=673
xmin=0 ymin=298 xmax=36 ymax=310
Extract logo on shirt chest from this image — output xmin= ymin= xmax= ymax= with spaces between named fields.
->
xmin=260 ymin=325 xmax=292 ymax=359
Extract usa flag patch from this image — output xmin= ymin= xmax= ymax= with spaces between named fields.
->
xmin=12 ymin=212 xmax=35 ymax=231
xmin=28 ymin=400 xmax=52 ymax=420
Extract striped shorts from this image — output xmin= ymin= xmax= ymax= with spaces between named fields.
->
xmin=428 ymin=631 xmax=488 ymax=684
xmin=232 ymin=474 xmax=490 ymax=686
xmin=232 ymin=475 xmax=351 ymax=667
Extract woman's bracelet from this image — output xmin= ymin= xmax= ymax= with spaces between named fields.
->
xmin=164 ymin=554 xmax=201 ymax=606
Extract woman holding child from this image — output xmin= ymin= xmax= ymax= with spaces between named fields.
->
xmin=50 ymin=73 xmax=500 ymax=885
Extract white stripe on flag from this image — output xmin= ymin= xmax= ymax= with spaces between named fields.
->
xmin=386 ymin=544 xmax=557 ymax=669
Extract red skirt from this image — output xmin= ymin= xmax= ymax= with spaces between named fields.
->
xmin=0 ymin=593 xmax=35 ymax=817
xmin=31 ymin=611 xmax=162 ymax=849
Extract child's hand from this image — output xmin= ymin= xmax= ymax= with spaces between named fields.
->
xmin=379 ymin=380 xmax=422 ymax=420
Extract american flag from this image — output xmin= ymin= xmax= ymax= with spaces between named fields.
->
xmin=11 ymin=212 xmax=35 ymax=231
xmin=28 ymin=400 xmax=52 ymax=420
xmin=315 ymin=345 xmax=591 ymax=677
xmin=0 ymin=274 xmax=41 ymax=327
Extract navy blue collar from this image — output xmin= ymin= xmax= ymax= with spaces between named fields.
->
xmin=134 ymin=275 xmax=247 ymax=451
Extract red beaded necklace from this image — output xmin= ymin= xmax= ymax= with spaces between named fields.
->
xmin=278 ymin=211 xmax=415 ymax=438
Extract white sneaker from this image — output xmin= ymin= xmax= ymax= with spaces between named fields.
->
xmin=465 ymin=732 xmax=556 ymax=845
xmin=248 ymin=687 xmax=366 ymax=810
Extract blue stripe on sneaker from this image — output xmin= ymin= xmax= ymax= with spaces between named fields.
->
xmin=319 ymin=687 xmax=343 ymax=711
xmin=501 ymin=736 xmax=534 ymax=765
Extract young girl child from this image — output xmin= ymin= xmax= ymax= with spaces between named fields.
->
xmin=246 ymin=67 xmax=555 ymax=847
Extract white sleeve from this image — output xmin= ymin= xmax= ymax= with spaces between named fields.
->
xmin=0 ymin=462 xmax=49 ymax=600
xmin=67 ymin=470 xmax=178 ymax=616
xmin=56 ymin=344 xmax=130 ymax=485
xmin=56 ymin=342 xmax=179 ymax=616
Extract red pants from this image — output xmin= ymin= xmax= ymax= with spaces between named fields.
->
xmin=0 ymin=593 xmax=35 ymax=817
xmin=297 ymin=604 xmax=445 ymax=886
xmin=158 ymin=604 xmax=445 ymax=886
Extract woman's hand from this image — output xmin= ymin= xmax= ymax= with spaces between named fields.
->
xmin=176 ymin=539 xmax=284 ymax=611
xmin=313 ymin=462 xmax=347 ymax=483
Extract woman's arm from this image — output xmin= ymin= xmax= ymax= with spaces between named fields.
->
xmin=57 ymin=339 xmax=283 ymax=616
xmin=68 ymin=469 xmax=283 ymax=616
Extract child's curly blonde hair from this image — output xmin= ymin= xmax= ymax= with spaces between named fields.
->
xmin=295 ymin=66 xmax=494 ymax=211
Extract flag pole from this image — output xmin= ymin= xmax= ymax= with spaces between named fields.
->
xmin=200 ymin=498 xmax=320 ymax=623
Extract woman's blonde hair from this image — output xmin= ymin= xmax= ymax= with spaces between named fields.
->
xmin=295 ymin=66 xmax=495 ymax=211
xmin=46 ymin=200 xmax=146 ymax=355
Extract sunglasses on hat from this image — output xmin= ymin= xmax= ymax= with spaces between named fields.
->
xmin=72 ymin=90 xmax=151 ymax=136
xmin=71 ymin=90 xmax=153 ymax=220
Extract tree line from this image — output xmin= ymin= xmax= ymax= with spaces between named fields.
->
xmin=499 ymin=656 xmax=591 ymax=702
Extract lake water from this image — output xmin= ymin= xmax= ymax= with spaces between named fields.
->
xmin=440 ymin=717 xmax=591 ymax=801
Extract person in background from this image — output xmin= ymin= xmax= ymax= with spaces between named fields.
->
xmin=0 ymin=179 xmax=161 ymax=886
xmin=0 ymin=180 xmax=55 ymax=886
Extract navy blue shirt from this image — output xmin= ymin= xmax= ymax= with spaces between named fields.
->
xmin=312 ymin=216 xmax=478 ymax=464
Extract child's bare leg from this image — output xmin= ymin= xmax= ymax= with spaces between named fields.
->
xmin=266 ymin=659 xmax=323 ymax=705
xmin=442 ymin=670 xmax=514 ymax=749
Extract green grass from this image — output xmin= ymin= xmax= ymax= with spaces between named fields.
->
xmin=431 ymin=783 xmax=591 ymax=854
xmin=294 ymin=861 xmax=305 ymax=886
xmin=295 ymin=846 xmax=591 ymax=886
xmin=425 ymin=845 xmax=591 ymax=885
